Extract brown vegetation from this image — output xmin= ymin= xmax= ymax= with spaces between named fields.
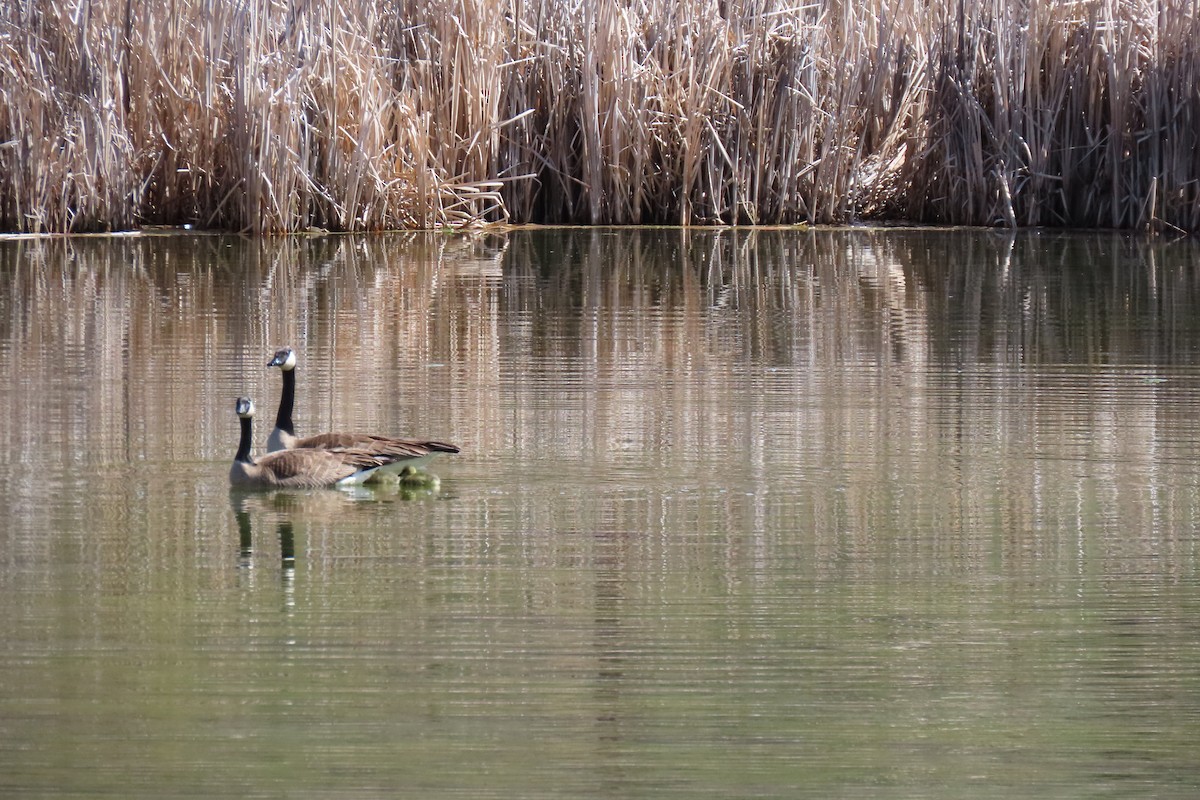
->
xmin=1 ymin=0 xmax=1198 ymax=233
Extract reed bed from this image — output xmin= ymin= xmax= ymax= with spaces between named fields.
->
xmin=1 ymin=0 xmax=1198 ymax=233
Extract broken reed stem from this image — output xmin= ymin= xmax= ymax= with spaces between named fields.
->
xmin=0 ymin=0 xmax=1197 ymax=233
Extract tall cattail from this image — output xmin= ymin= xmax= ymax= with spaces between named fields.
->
xmin=1 ymin=0 xmax=1197 ymax=233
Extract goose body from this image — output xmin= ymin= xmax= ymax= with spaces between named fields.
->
xmin=230 ymin=397 xmax=424 ymax=488
xmin=266 ymin=346 xmax=460 ymax=465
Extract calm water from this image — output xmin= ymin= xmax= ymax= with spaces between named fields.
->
xmin=0 ymin=229 xmax=1198 ymax=798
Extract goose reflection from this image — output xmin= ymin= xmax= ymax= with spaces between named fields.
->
xmin=229 ymin=474 xmax=445 ymax=575
xmin=231 ymin=489 xmax=325 ymax=577
xmin=230 ymin=490 xmax=323 ymax=610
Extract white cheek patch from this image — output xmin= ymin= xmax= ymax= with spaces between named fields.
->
xmin=283 ymin=350 xmax=297 ymax=370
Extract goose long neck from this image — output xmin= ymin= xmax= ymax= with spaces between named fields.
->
xmin=236 ymin=415 xmax=255 ymax=464
xmin=275 ymin=367 xmax=296 ymax=435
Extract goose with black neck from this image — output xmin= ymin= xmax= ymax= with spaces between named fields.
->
xmin=266 ymin=346 xmax=460 ymax=469
xmin=230 ymin=397 xmax=423 ymax=488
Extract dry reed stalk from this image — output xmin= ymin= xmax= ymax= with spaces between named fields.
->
xmin=907 ymin=0 xmax=1200 ymax=231
xmin=2 ymin=0 xmax=1200 ymax=232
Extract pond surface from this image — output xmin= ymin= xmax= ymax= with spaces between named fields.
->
xmin=0 ymin=228 xmax=1198 ymax=798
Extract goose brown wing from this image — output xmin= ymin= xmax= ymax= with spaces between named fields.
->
xmin=293 ymin=431 xmax=385 ymax=450
xmin=367 ymin=437 xmax=461 ymax=459
xmin=294 ymin=432 xmax=460 ymax=456
xmin=257 ymin=448 xmax=385 ymax=488
xmin=407 ymin=439 xmax=460 ymax=454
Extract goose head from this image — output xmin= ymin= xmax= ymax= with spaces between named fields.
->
xmin=236 ymin=396 xmax=257 ymax=418
xmin=267 ymin=347 xmax=296 ymax=371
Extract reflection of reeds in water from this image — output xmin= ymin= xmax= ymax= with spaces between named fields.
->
xmin=2 ymin=231 xmax=1199 ymax=463
xmin=5 ymin=1 xmax=1200 ymax=232
xmin=2 ymin=230 xmax=1199 ymax=592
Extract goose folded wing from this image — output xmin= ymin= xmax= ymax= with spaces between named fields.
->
xmin=295 ymin=432 xmax=460 ymax=456
xmin=370 ymin=437 xmax=461 ymax=458
xmin=293 ymin=432 xmax=389 ymax=450
xmin=259 ymin=448 xmax=388 ymax=488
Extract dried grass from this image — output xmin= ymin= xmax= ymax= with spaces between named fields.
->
xmin=1 ymin=0 xmax=1198 ymax=232
xmin=906 ymin=0 xmax=1200 ymax=232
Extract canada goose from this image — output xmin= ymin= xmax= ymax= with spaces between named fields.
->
xmin=265 ymin=346 xmax=460 ymax=466
xmin=230 ymin=397 xmax=430 ymax=488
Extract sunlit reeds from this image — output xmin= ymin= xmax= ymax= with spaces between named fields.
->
xmin=906 ymin=0 xmax=1200 ymax=232
xmin=2 ymin=0 xmax=1198 ymax=233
